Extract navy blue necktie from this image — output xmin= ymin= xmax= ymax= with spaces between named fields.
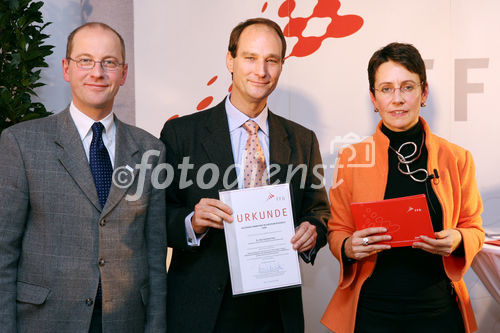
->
xmin=89 ymin=122 xmax=112 ymax=308
xmin=89 ymin=122 xmax=113 ymax=209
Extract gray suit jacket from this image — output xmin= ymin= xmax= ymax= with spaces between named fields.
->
xmin=0 ymin=110 xmax=167 ymax=333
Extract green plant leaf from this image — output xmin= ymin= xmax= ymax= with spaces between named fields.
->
xmin=9 ymin=0 xmax=20 ymax=11
xmin=0 ymin=0 xmax=53 ymax=134
xmin=29 ymin=1 xmax=43 ymax=12
xmin=11 ymin=53 xmax=21 ymax=66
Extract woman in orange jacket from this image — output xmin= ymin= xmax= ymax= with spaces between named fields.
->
xmin=321 ymin=43 xmax=484 ymax=333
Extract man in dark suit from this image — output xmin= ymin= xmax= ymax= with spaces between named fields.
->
xmin=0 ymin=23 xmax=167 ymax=332
xmin=160 ymin=18 xmax=329 ymax=332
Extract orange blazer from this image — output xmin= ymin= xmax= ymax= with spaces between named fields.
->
xmin=321 ymin=118 xmax=484 ymax=333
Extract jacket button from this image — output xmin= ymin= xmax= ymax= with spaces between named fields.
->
xmin=86 ymin=298 xmax=93 ymax=306
xmin=98 ymin=258 xmax=105 ymax=266
xmin=99 ymin=219 xmax=106 ymax=227
xmin=217 ymin=286 xmax=223 ymax=293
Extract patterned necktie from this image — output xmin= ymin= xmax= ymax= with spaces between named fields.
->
xmin=89 ymin=122 xmax=113 ymax=209
xmin=242 ymin=120 xmax=269 ymax=188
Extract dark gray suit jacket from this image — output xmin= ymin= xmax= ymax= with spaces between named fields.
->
xmin=160 ymin=99 xmax=330 ymax=332
xmin=0 ymin=110 xmax=167 ymax=333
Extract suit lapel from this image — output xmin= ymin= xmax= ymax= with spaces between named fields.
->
xmin=55 ymin=109 xmax=101 ymax=211
xmin=200 ymin=99 xmax=238 ymax=189
xmin=101 ymin=117 xmax=141 ymax=216
xmin=268 ymin=111 xmax=291 ymax=184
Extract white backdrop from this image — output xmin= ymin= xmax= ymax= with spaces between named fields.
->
xmin=134 ymin=0 xmax=500 ymax=332
xmin=37 ymin=0 xmax=500 ymax=332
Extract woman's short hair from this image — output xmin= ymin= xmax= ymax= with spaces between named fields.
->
xmin=368 ymin=42 xmax=426 ymax=94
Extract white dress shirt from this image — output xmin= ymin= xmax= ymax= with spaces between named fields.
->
xmin=69 ymin=102 xmax=116 ymax=168
xmin=185 ymin=96 xmax=270 ymax=246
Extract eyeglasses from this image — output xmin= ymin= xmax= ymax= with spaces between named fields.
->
xmin=374 ymin=81 xmax=423 ymax=97
xmin=68 ymin=57 xmax=124 ymax=72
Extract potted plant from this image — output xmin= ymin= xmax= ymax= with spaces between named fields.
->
xmin=0 ymin=0 xmax=54 ymax=134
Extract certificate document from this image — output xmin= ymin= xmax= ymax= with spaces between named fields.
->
xmin=219 ymin=183 xmax=301 ymax=295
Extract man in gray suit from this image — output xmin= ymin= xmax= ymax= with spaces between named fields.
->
xmin=0 ymin=22 xmax=167 ymax=332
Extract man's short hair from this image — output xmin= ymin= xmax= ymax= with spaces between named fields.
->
xmin=228 ymin=17 xmax=287 ymax=60
xmin=368 ymin=42 xmax=426 ymax=95
xmin=66 ymin=22 xmax=126 ymax=62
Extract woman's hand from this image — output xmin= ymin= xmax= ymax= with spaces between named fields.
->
xmin=345 ymin=227 xmax=392 ymax=260
xmin=412 ymin=229 xmax=463 ymax=256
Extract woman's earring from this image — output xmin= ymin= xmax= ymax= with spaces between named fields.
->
xmin=374 ymin=108 xmax=379 ymax=112
xmin=421 ymin=102 xmax=426 ymax=107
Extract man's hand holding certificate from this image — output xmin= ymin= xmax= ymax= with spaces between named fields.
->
xmin=219 ymin=183 xmax=302 ymax=295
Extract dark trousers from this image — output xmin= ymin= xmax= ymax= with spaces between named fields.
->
xmin=213 ymin=284 xmax=284 ymax=333
xmin=88 ymin=304 xmax=102 ymax=333
xmin=354 ymin=300 xmax=465 ymax=333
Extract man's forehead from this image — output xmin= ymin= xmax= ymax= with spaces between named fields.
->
xmin=240 ymin=23 xmax=279 ymax=38
xmin=71 ymin=26 xmax=122 ymax=56
xmin=73 ymin=26 xmax=119 ymax=42
xmin=237 ymin=25 xmax=282 ymax=53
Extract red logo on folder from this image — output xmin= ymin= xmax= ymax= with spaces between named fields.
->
xmin=350 ymin=194 xmax=435 ymax=247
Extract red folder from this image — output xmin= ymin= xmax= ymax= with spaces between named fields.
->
xmin=485 ymin=240 xmax=500 ymax=246
xmin=350 ymin=194 xmax=435 ymax=247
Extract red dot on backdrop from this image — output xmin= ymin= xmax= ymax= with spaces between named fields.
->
xmin=278 ymin=0 xmax=295 ymax=17
xmin=207 ymin=75 xmax=218 ymax=86
xmin=197 ymin=96 xmax=214 ymax=111
xmin=228 ymin=84 xmax=232 ymax=92
xmin=261 ymin=2 xmax=268 ymax=12
xmin=167 ymin=114 xmax=179 ymax=121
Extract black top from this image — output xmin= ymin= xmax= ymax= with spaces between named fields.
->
xmin=358 ymin=121 xmax=454 ymax=313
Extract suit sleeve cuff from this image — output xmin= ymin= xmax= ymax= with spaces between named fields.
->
xmin=184 ymin=212 xmax=207 ymax=246
xmin=299 ymin=248 xmax=315 ymax=263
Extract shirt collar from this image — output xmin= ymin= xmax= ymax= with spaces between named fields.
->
xmin=225 ymin=94 xmax=269 ymax=136
xmin=69 ymin=101 xmax=115 ymax=140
